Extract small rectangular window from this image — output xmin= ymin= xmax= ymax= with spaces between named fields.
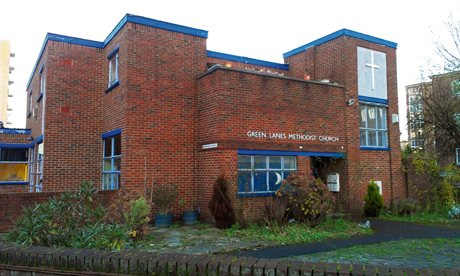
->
xmin=237 ymin=155 xmax=296 ymax=195
xmin=0 ymin=148 xmax=29 ymax=182
xmin=102 ymin=134 xmax=121 ymax=190
xmin=36 ymin=145 xmax=43 ymax=192
xmin=108 ymin=50 xmax=119 ymax=87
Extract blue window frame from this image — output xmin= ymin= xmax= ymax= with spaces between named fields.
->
xmin=359 ymin=103 xmax=387 ymax=147
xmin=28 ymin=89 xmax=33 ymax=117
xmin=0 ymin=148 xmax=29 ymax=184
xmin=39 ymin=63 xmax=45 ymax=102
xmin=237 ymin=155 xmax=296 ymax=195
xmin=103 ymin=134 xmax=121 ymax=190
xmin=108 ymin=46 xmax=119 ymax=87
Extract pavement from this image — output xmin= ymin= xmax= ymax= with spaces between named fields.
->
xmin=2 ymin=217 xmax=460 ymax=269
xmin=223 ymin=217 xmax=460 ymax=269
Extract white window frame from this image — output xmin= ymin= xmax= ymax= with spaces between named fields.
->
xmin=36 ymin=144 xmax=43 ymax=192
xmin=237 ymin=155 xmax=296 ymax=195
xmin=102 ymin=135 xmax=121 ymax=190
xmin=359 ymin=103 xmax=388 ymax=148
xmin=28 ymin=148 xmax=35 ymax=192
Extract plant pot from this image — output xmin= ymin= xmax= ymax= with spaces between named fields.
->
xmin=155 ymin=213 xmax=174 ymax=227
xmin=182 ymin=211 xmax=199 ymax=225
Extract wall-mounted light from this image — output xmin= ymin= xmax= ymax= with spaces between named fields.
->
xmin=299 ymin=145 xmax=303 ymax=149
xmin=348 ymin=99 xmax=356 ymax=106
xmin=27 ymin=136 xmax=34 ymax=141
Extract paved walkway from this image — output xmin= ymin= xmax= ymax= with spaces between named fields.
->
xmin=224 ymin=218 xmax=460 ymax=268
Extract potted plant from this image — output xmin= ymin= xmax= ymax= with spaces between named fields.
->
xmin=150 ymin=182 xmax=178 ymax=227
xmin=179 ymin=197 xmax=199 ymax=225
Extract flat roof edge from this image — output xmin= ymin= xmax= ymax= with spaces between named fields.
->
xmin=198 ymin=66 xmax=345 ymax=88
xmin=283 ymin=29 xmax=397 ymax=59
xmin=207 ymin=50 xmax=289 ymax=70
xmin=27 ymin=14 xmax=209 ymax=90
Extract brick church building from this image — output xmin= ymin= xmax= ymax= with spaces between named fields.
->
xmin=0 ymin=14 xmax=404 ymax=217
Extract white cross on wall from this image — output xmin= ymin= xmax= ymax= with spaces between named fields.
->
xmin=365 ymin=52 xmax=379 ymax=90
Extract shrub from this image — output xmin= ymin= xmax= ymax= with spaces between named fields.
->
xmin=111 ymin=189 xmax=151 ymax=242
xmin=408 ymin=153 xmax=460 ymax=208
xmin=363 ymin=180 xmax=385 ymax=217
xmin=390 ymin=198 xmax=419 ymax=216
xmin=276 ymin=172 xmax=332 ymax=227
xmin=150 ymin=182 xmax=178 ymax=215
xmin=208 ymin=173 xmax=236 ymax=229
xmin=5 ymin=181 xmax=132 ymax=250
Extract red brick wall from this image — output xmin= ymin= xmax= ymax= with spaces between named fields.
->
xmin=197 ymin=68 xmax=347 ymax=220
xmin=109 ymin=22 xmax=208 ymax=214
xmin=198 ymin=68 xmax=346 ymax=152
xmin=284 ymin=35 xmax=403 ymax=213
xmin=0 ymin=190 xmax=118 ymax=233
xmin=36 ymin=41 xmax=105 ymax=191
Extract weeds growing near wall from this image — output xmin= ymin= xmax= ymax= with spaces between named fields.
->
xmin=5 ymin=181 xmax=151 ymax=250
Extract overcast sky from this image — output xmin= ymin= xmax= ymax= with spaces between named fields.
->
xmin=1 ymin=0 xmax=459 ymax=141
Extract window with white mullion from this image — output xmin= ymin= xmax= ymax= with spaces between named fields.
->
xmin=238 ymin=155 xmax=296 ymax=195
xmin=360 ymin=103 xmax=387 ymax=147
xmin=28 ymin=148 xmax=35 ymax=192
xmin=102 ymin=135 xmax=121 ymax=190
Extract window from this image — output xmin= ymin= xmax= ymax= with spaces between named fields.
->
xmin=359 ymin=103 xmax=387 ymax=148
xmin=36 ymin=144 xmax=43 ymax=192
xmin=0 ymin=148 xmax=29 ymax=183
xmin=28 ymin=89 xmax=33 ymax=117
xmin=28 ymin=148 xmax=35 ymax=192
xmin=108 ymin=50 xmax=119 ymax=87
xmin=103 ymin=135 xmax=121 ymax=190
xmin=237 ymin=155 xmax=296 ymax=195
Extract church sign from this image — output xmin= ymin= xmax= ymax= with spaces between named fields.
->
xmin=246 ymin=131 xmax=339 ymax=142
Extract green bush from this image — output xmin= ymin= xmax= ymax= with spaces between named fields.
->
xmin=4 ymin=181 xmax=140 ymax=251
xmin=390 ymin=198 xmax=419 ymax=216
xmin=111 ymin=189 xmax=151 ymax=242
xmin=363 ymin=180 xmax=385 ymax=217
xmin=276 ymin=172 xmax=332 ymax=227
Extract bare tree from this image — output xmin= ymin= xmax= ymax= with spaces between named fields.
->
xmin=412 ymin=12 xmax=460 ymax=162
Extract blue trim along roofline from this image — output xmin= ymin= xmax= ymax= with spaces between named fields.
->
xmin=102 ymin=128 xmax=122 ymax=139
xmin=358 ymin=96 xmax=388 ymax=104
xmin=237 ymin=149 xmax=345 ymax=158
xmin=107 ymin=45 xmax=120 ymax=59
xmin=0 ymin=143 xmax=32 ymax=148
xmin=27 ymin=33 xmax=104 ymax=89
xmin=0 ymin=181 xmax=29 ymax=185
xmin=283 ymin=29 xmax=397 ymax=59
xmin=0 ymin=129 xmax=31 ymax=135
xmin=27 ymin=14 xmax=208 ymax=90
xmin=360 ymin=147 xmax=391 ymax=151
xmin=36 ymin=134 xmax=43 ymax=143
xmin=207 ymin=51 xmax=289 ymax=70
